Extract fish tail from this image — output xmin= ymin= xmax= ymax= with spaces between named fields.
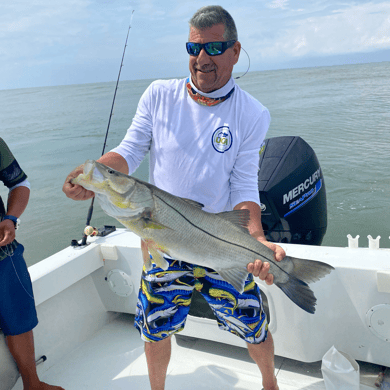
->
xmin=288 ymin=256 xmax=334 ymax=284
xmin=274 ymin=257 xmax=334 ymax=314
xmin=275 ymin=277 xmax=317 ymax=314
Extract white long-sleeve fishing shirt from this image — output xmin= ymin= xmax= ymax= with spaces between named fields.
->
xmin=111 ymin=76 xmax=270 ymax=213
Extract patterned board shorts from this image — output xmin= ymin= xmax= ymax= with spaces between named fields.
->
xmin=134 ymin=258 xmax=268 ymax=344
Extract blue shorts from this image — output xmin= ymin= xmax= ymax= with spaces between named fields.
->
xmin=0 ymin=243 xmax=38 ymax=336
xmin=134 ymin=258 xmax=268 ymax=344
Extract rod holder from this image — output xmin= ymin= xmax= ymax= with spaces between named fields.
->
xmin=347 ymin=234 xmax=359 ymax=248
xmin=368 ymin=235 xmax=381 ymax=249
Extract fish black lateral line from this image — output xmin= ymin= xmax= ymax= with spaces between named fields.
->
xmin=72 ymin=160 xmax=334 ymax=314
xmin=153 ymin=192 xmax=278 ymax=264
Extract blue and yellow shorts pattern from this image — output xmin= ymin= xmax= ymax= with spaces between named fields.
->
xmin=134 ymin=258 xmax=268 ymax=344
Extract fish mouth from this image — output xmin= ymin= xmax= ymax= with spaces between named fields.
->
xmin=83 ymin=160 xmax=95 ymax=175
xmin=83 ymin=160 xmax=104 ymax=184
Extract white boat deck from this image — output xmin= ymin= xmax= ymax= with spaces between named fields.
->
xmin=12 ymin=313 xmax=382 ymax=390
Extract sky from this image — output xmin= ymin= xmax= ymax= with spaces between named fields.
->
xmin=1 ymin=0 xmax=390 ymax=90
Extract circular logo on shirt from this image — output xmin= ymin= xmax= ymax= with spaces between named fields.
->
xmin=212 ymin=126 xmax=233 ymax=153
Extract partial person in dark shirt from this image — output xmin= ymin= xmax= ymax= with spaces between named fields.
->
xmin=0 ymin=138 xmax=64 ymax=390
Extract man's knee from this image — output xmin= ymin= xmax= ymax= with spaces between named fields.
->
xmin=145 ymin=336 xmax=171 ymax=353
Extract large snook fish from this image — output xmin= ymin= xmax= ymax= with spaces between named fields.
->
xmin=72 ymin=160 xmax=334 ymax=314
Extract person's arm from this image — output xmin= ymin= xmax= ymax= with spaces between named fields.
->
xmin=62 ymin=152 xmax=128 ymax=201
xmin=0 ymin=185 xmax=30 ymax=246
xmin=234 ymin=201 xmax=286 ymax=285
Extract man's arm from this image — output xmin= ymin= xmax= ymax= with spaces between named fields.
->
xmin=0 ymin=185 xmax=30 ymax=246
xmin=62 ymin=152 xmax=128 ymax=200
xmin=234 ymin=201 xmax=286 ymax=285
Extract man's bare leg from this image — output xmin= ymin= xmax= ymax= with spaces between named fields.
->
xmin=247 ymin=331 xmax=279 ymax=390
xmin=7 ymin=330 xmax=64 ymax=390
xmin=144 ymin=336 xmax=171 ymax=390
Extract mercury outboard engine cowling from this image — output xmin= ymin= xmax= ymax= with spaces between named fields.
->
xmin=258 ymin=136 xmax=327 ymax=245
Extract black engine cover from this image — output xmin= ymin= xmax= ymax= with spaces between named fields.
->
xmin=258 ymin=136 xmax=327 ymax=245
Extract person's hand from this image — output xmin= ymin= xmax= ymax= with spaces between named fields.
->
xmin=0 ymin=220 xmax=16 ymax=247
xmin=62 ymin=165 xmax=95 ymax=201
xmin=246 ymin=240 xmax=286 ymax=285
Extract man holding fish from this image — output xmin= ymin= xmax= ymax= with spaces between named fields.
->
xmin=64 ymin=6 xmax=286 ymax=390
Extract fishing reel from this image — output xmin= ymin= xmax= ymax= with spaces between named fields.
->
xmin=71 ymin=225 xmax=116 ymax=247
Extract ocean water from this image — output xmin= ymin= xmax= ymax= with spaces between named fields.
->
xmin=1 ymin=61 xmax=389 ymax=266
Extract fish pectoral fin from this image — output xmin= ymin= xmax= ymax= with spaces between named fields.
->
xmin=215 ymin=210 xmax=251 ymax=234
xmin=140 ymin=210 xmax=170 ymax=230
xmin=215 ymin=267 xmax=248 ymax=294
xmin=142 ymin=220 xmax=170 ymax=230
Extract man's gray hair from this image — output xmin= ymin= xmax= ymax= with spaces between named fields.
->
xmin=189 ymin=6 xmax=238 ymax=41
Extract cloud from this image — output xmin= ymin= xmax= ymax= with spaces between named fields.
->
xmin=0 ymin=0 xmax=138 ymax=71
xmin=1 ymin=0 xmax=389 ymax=89
xmin=268 ymin=0 xmax=289 ymax=10
xmin=254 ymin=1 xmax=390 ymax=61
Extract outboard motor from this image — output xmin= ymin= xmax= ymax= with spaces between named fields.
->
xmin=258 ymin=136 xmax=327 ymax=245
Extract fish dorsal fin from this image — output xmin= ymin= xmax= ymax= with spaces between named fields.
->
xmin=179 ymin=197 xmax=204 ymax=209
xmin=216 ymin=209 xmax=251 ymax=234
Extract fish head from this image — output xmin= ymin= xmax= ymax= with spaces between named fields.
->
xmin=72 ymin=160 xmax=135 ymax=194
xmin=72 ymin=160 xmax=153 ymax=218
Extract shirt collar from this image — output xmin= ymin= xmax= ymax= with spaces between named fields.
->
xmin=188 ymin=76 xmax=235 ymax=99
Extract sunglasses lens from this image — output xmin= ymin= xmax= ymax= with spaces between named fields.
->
xmin=205 ymin=42 xmax=224 ymax=56
xmin=186 ymin=41 xmax=235 ymax=56
xmin=186 ymin=43 xmax=201 ymax=56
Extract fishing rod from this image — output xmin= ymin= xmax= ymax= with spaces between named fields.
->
xmin=75 ymin=10 xmax=135 ymax=247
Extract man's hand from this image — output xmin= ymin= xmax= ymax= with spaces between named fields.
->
xmin=0 ymin=219 xmax=16 ymax=246
xmin=246 ymin=240 xmax=286 ymax=285
xmin=62 ymin=153 xmax=129 ymax=201
xmin=62 ymin=165 xmax=95 ymax=201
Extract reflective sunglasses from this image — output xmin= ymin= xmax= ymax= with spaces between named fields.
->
xmin=186 ymin=40 xmax=236 ymax=56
